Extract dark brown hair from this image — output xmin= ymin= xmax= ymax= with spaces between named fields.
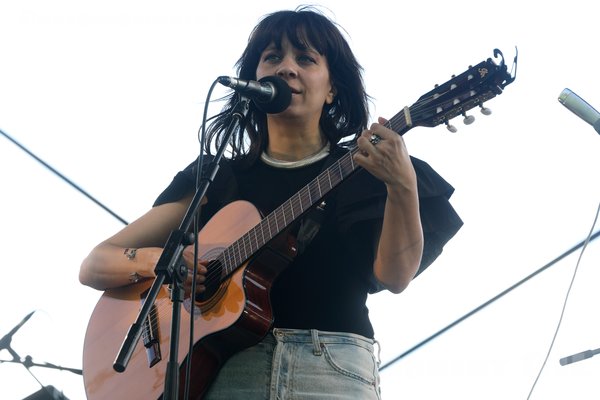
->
xmin=205 ymin=6 xmax=369 ymax=165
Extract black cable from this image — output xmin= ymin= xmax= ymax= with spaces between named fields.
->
xmin=1 ymin=128 xmax=129 ymax=225
xmin=379 ymin=228 xmax=600 ymax=371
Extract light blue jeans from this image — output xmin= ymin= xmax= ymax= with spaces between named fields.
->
xmin=204 ymin=328 xmax=382 ymax=399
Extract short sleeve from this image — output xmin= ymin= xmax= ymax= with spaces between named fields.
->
xmin=153 ymin=155 xmax=239 ymax=225
xmin=335 ymin=156 xmax=463 ymax=277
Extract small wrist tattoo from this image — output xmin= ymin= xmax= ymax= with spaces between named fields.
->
xmin=124 ymin=248 xmax=137 ymax=260
xmin=128 ymin=272 xmax=141 ymax=284
xmin=124 ymin=248 xmax=140 ymax=283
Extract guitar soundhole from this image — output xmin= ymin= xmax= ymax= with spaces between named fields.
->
xmin=194 ymin=259 xmax=229 ymax=312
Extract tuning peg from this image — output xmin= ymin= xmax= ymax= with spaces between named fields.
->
xmin=479 ymin=104 xmax=492 ymax=115
xmin=445 ymin=120 xmax=457 ymax=133
xmin=462 ymin=113 xmax=475 ymax=125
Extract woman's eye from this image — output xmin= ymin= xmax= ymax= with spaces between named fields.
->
xmin=298 ymin=55 xmax=316 ymax=64
xmin=263 ymin=53 xmax=281 ymax=62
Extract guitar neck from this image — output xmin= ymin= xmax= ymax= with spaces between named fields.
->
xmin=217 ymin=108 xmax=415 ymax=277
xmin=387 ymin=106 xmax=414 ymax=136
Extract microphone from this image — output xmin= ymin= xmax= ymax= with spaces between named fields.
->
xmin=559 ymin=348 xmax=599 ymax=366
xmin=558 ymin=88 xmax=600 ymax=135
xmin=218 ymin=75 xmax=292 ymax=114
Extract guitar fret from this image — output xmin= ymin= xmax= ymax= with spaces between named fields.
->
xmin=274 ymin=210 xmax=279 ymax=232
xmin=225 ymin=247 xmax=232 ymax=272
xmin=248 ymin=231 xmax=255 ymax=257
xmin=233 ymin=238 xmax=241 ymax=266
xmin=297 ymin=193 xmax=304 ymax=216
xmin=241 ymin=233 xmax=249 ymax=261
xmin=249 ymin=230 xmax=257 ymax=255
xmin=300 ymin=187 xmax=310 ymax=212
xmin=289 ymin=198 xmax=295 ymax=221
xmin=220 ymin=252 xmax=229 ymax=275
xmin=236 ymin=241 xmax=243 ymax=267
xmin=276 ymin=207 xmax=284 ymax=234
xmin=250 ymin=231 xmax=256 ymax=254
xmin=329 ymin=162 xmax=342 ymax=186
xmin=297 ymin=192 xmax=304 ymax=213
xmin=267 ymin=214 xmax=273 ymax=241
xmin=309 ymin=181 xmax=320 ymax=205
xmin=221 ymin=249 xmax=229 ymax=275
xmin=317 ymin=176 xmax=323 ymax=198
xmin=228 ymin=248 xmax=235 ymax=274
xmin=254 ymin=225 xmax=261 ymax=251
xmin=259 ymin=220 xmax=267 ymax=247
xmin=267 ymin=219 xmax=273 ymax=241
xmin=281 ymin=204 xmax=287 ymax=226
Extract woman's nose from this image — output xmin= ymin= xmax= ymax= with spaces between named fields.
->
xmin=276 ymin=57 xmax=297 ymax=78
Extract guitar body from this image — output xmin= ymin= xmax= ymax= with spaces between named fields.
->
xmin=83 ymin=200 xmax=297 ymax=399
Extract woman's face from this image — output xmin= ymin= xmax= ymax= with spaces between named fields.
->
xmin=256 ymin=36 xmax=334 ymax=124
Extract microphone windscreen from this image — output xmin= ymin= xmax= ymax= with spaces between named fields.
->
xmin=255 ymin=76 xmax=292 ymax=114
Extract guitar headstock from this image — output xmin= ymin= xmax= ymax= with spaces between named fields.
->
xmin=402 ymin=49 xmax=517 ymax=133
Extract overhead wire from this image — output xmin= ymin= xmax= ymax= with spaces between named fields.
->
xmin=380 ymin=223 xmax=600 ymax=372
xmin=1 ymin=128 xmax=129 ymax=225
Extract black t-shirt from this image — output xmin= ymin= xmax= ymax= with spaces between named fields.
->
xmin=154 ymin=146 xmax=463 ymax=338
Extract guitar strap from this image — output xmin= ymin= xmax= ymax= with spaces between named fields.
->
xmin=296 ymin=200 xmax=327 ymax=255
xmin=295 ymin=146 xmax=348 ymax=255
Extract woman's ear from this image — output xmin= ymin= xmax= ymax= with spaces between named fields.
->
xmin=326 ymin=86 xmax=337 ymax=104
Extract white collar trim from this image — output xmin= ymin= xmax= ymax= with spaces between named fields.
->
xmin=260 ymin=142 xmax=330 ymax=169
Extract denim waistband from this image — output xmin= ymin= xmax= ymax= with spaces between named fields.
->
xmin=271 ymin=328 xmax=375 ymax=351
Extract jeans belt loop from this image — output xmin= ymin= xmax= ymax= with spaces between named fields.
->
xmin=311 ymin=329 xmax=322 ymax=356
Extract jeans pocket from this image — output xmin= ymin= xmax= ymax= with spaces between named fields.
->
xmin=321 ymin=342 xmax=379 ymax=387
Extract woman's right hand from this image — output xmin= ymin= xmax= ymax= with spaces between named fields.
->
xmin=182 ymin=245 xmax=208 ymax=298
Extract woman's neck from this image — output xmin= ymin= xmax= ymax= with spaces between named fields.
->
xmin=266 ymin=119 xmax=326 ymax=161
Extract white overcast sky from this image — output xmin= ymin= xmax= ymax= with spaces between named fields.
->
xmin=1 ymin=1 xmax=599 ymax=399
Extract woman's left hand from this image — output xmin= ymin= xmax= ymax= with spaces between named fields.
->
xmin=353 ymin=116 xmax=417 ymax=192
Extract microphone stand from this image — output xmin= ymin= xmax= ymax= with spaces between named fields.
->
xmin=0 ymin=355 xmax=83 ymax=376
xmin=112 ymin=95 xmax=251 ymax=399
xmin=0 ymin=311 xmax=82 ymax=398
